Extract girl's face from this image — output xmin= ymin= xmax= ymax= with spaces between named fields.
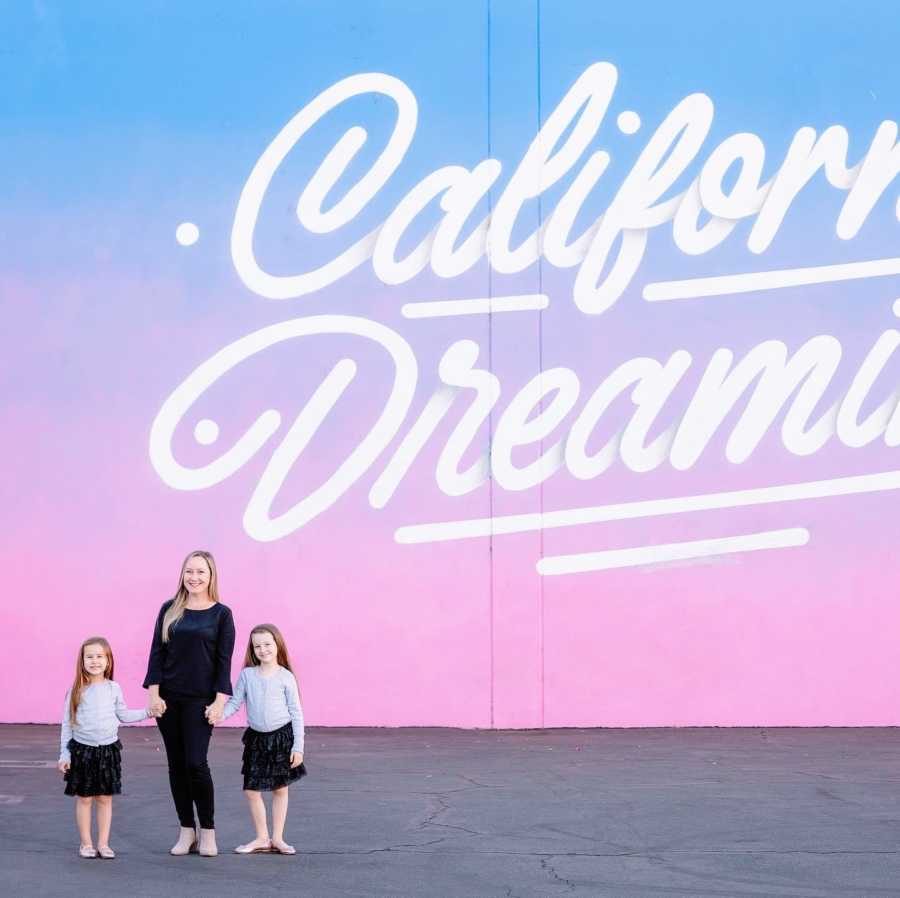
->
xmin=252 ymin=631 xmax=277 ymax=665
xmin=183 ymin=556 xmax=211 ymax=596
xmin=82 ymin=644 xmax=108 ymax=679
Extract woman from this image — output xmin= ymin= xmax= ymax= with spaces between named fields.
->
xmin=144 ymin=550 xmax=235 ymax=857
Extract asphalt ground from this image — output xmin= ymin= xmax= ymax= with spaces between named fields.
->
xmin=1 ymin=724 xmax=899 ymax=897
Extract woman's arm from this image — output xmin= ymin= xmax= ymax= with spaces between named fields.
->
xmin=206 ymin=606 xmax=236 ymax=724
xmin=143 ymin=603 xmax=169 ymax=716
xmin=284 ymin=671 xmax=305 ymax=756
xmin=143 ymin=603 xmax=167 ymax=684
xmin=213 ymin=606 xmax=235 ymax=696
xmin=113 ymin=682 xmax=150 ymax=724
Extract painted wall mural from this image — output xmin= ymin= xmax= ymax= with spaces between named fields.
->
xmin=6 ymin=2 xmax=900 ymax=726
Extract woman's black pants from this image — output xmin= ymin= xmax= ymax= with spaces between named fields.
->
xmin=157 ymin=695 xmax=215 ymax=829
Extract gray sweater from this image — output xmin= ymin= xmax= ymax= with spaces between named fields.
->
xmin=60 ymin=680 xmax=149 ymax=763
xmin=222 ymin=666 xmax=305 ymax=754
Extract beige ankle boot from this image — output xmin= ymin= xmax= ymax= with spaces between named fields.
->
xmin=170 ymin=827 xmax=198 ymax=856
xmin=198 ymin=828 xmax=218 ymax=857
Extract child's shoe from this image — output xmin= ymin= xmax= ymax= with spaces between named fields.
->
xmin=234 ymin=838 xmax=272 ymax=854
xmin=271 ymin=838 xmax=296 ymax=855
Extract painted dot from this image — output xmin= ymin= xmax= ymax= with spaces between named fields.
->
xmin=617 ymin=110 xmax=641 ymax=135
xmin=194 ymin=418 xmax=219 ymax=445
xmin=176 ymin=222 xmax=200 ymax=246
xmin=893 ymin=298 xmax=900 ymax=318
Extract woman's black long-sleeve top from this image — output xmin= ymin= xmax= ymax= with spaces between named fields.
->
xmin=143 ymin=600 xmax=236 ymax=699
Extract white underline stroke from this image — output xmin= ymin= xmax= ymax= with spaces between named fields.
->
xmin=643 ymin=257 xmax=900 ymax=302
xmin=537 ymin=528 xmax=809 ymax=575
xmin=394 ymin=468 xmax=900 ymax=544
xmin=401 ymin=294 xmax=549 ymax=318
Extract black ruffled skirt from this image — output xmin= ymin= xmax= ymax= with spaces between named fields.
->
xmin=64 ymin=739 xmax=122 ymax=797
xmin=241 ymin=722 xmax=307 ymax=792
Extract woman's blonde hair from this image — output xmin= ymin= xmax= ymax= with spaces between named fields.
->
xmin=69 ymin=636 xmax=114 ymax=724
xmin=161 ymin=550 xmax=220 ymax=643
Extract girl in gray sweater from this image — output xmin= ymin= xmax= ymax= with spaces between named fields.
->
xmin=218 ymin=623 xmax=306 ymax=855
xmin=57 ymin=636 xmax=152 ymax=858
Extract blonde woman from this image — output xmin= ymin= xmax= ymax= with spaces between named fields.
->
xmin=144 ymin=550 xmax=235 ymax=857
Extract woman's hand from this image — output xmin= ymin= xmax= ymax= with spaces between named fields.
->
xmin=205 ymin=696 xmax=226 ymax=725
xmin=290 ymin=752 xmax=303 ymax=768
xmin=147 ymin=685 xmax=166 ymax=718
xmin=57 ymin=759 xmax=69 ymax=774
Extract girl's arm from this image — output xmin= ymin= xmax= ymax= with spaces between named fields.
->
xmin=59 ymin=691 xmax=73 ymax=764
xmin=220 ymin=669 xmax=247 ymax=721
xmin=284 ymin=672 xmax=305 ymax=755
xmin=113 ymin=682 xmax=150 ymax=724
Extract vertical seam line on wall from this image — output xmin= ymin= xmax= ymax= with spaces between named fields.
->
xmin=486 ymin=0 xmax=495 ymax=729
xmin=536 ymin=0 xmax=545 ymax=728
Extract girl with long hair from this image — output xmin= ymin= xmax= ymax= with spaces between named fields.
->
xmin=219 ymin=623 xmax=306 ymax=855
xmin=144 ymin=550 xmax=235 ymax=857
xmin=58 ymin=636 xmax=151 ymax=858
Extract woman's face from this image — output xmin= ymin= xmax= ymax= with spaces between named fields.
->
xmin=82 ymin=644 xmax=108 ymax=678
xmin=183 ymin=555 xmax=211 ymax=597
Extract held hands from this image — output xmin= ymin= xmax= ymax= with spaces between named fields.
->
xmin=205 ymin=700 xmax=225 ymax=725
xmin=148 ymin=697 xmax=167 ymax=718
xmin=290 ymin=752 xmax=303 ymax=768
xmin=57 ymin=759 xmax=70 ymax=774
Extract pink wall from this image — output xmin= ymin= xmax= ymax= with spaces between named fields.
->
xmin=6 ymin=2 xmax=900 ymax=727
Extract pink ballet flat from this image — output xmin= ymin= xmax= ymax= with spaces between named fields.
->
xmin=97 ymin=846 xmax=115 ymax=859
xmin=234 ymin=840 xmax=272 ymax=854
xmin=270 ymin=840 xmax=296 ymax=855
xmin=78 ymin=845 xmax=97 ymax=859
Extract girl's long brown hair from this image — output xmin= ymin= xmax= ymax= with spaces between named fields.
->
xmin=69 ymin=636 xmax=114 ymax=724
xmin=161 ymin=550 xmax=220 ymax=643
xmin=244 ymin=624 xmax=294 ymax=674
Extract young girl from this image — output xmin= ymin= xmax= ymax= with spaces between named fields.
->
xmin=219 ymin=623 xmax=306 ymax=855
xmin=58 ymin=636 xmax=151 ymax=858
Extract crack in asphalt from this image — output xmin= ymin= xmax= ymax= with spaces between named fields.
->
xmin=540 ymin=855 xmax=578 ymax=892
xmin=415 ymin=791 xmax=489 ymax=837
xmin=457 ymin=773 xmax=494 ymax=788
